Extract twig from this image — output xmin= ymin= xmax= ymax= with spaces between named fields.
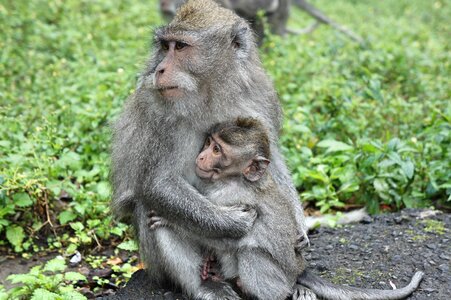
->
xmin=43 ymin=192 xmax=57 ymax=236
xmin=287 ymin=21 xmax=320 ymax=35
xmin=293 ymin=0 xmax=364 ymax=43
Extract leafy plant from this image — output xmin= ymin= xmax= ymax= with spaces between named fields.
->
xmin=6 ymin=257 xmax=87 ymax=300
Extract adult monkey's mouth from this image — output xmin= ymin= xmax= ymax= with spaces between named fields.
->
xmin=159 ymin=86 xmax=178 ymax=90
xmin=158 ymin=86 xmax=181 ymax=97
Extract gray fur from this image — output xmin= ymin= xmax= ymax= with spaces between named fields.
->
xmin=194 ymin=174 xmax=306 ymax=300
xmin=111 ymin=0 xmax=307 ymax=298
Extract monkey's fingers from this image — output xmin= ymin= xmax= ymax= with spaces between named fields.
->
xmin=148 ymin=216 xmax=168 ymax=230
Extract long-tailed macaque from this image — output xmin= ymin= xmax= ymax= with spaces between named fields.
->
xmin=111 ymin=0 xmax=308 ymax=299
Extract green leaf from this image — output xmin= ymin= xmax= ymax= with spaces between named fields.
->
xmin=117 ymin=240 xmax=139 ymax=252
xmin=55 ymin=151 xmax=82 ymax=171
xmin=6 ymin=226 xmax=25 ymax=251
xmin=96 ymin=181 xmax=111 ymax=199
xmin=338 ymin=182 xmax=359 ymax=194
xmin=12 ymin=193 xmax=33 ymax=207
xmin=401 ymin=161 xmax=415 ymax=179
xmin=317 ymin=140 xmax=354 ymax=153
xmin=7 ymin=273 xmax=39 ymax=285
xmin=31 ymin=289 xmax=60 ymax=300
xmin=373 ymin=179 xmax=389 ymax=193
xmin=44 ymin=257 xmax=66 ymax=272
xmin=58 ymin=211 xmax=77 ymax=225
xmin=64 ymin=272 xmax=87 ymax=282
xmin=62 ymin=291 xmax=87 ymax=300
xmin=70 ymin=222 xmax=85 ymax=231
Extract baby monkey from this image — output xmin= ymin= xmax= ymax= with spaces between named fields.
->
xmin=150 ymin=117 xmax=305 ymax=299
xmin=194 ymin=117 xmax=305 ymax=299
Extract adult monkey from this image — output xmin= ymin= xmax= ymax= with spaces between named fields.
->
xmin=111 ymin=0 xmax=309 ymax=298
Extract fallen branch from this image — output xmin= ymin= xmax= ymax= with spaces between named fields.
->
xmin=293 ymin=0 xmax=364 ymax=43
xmin=287 ymin=21 xmax=320 ymax=35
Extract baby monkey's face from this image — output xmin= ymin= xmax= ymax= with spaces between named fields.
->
xmin=195 ymin=134 xmax=269 ymax=182
xmin=195 ymin=134 xmax=238 ymax=181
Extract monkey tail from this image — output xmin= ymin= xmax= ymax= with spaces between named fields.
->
xmin=297 ymin=269 xmax=424 ymax=300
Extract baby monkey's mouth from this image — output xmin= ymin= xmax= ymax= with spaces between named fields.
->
xmin=195 ymin=167 xmax=220 ymax=180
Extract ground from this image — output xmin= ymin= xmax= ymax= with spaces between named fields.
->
xmin=1 ymin=209 xmax=449 ymax=299
xmin=108 ymin=209 xmax=451 ymax=299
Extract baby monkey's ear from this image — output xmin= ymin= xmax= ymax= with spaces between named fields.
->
xmin=243 ymin=156 xmax=270 ymax=182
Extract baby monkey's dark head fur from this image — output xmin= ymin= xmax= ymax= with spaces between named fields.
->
xmin=196 ymin=118 xmax=271 ymax=183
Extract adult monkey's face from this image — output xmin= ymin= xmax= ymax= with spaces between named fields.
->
xmin=148 ymin=0 xmax=255 ymax=102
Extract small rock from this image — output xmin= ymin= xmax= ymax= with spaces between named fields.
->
xmin=349 ymin=244 xmax=359 ymax=251
xmin=92 ymin=267 xmax=113 ymax=278
xmin=438 ymin=264 xmax=449 ymax=272
xmin=439 ymin=254 xmax=449 ymax=260
xmin=394 ymin=216 xmax=407 ymax=224
xmin=78 ymin=266 xmax=90 ymax=277
xmin=326 ymin=245 xmax=333 ymax=250
xmin=392 ymin=255 xmax=402 ymax=263
xmin=360 ymin=215 xmax=373 ymax=224
xmin=69 ymin=251 xmax=82 ymax=266
xmin=426 ymin=244 xmax=437 ymax=250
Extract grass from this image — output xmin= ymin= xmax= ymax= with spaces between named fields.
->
xmin=0 ymin=0 xmax=450 ymax=297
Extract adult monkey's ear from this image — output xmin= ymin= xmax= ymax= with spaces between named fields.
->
xmin=231 ymin=20 xmax=253 ymax=60
xmin=243 ymin=156 xmax=270 ymax=182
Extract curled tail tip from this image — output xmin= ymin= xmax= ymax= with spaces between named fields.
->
xmin=412 ymin=271 xmax=424 ymax=282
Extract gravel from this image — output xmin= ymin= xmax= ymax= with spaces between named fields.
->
xmin=104 ymin=209 xmax=450 ymax=299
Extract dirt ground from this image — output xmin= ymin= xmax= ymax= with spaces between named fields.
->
xmin=106 ymin=209 xmax=450 ymax=300
xmin=1 ymin=209 xmax=449 ymax=299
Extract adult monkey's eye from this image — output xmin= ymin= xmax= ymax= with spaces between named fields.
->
xmin=175 ymin=41 xmax=188 ymax=50
xmin=213 ymin=145 xmax=221 ymax=155
xmin=161 ymin=40 xmax=169 ymax=51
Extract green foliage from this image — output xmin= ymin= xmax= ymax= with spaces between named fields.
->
xmin=5 ymin=257 xmax=87 ymax=300
xmin=0 ymin=0 xmax=449 ymax=260
xmin=264 ymin=0 xmax=450 ymax=213
xmin=0 ymin=0 xmax=148 ymax=252
xmin=117 ymin=240 xmax=139 ymax=252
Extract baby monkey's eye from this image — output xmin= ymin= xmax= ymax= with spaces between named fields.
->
xmin=205 ymin=137 xmax=211 ymax=147
xmin=175 ymin=41 xmax=188 ymax=50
